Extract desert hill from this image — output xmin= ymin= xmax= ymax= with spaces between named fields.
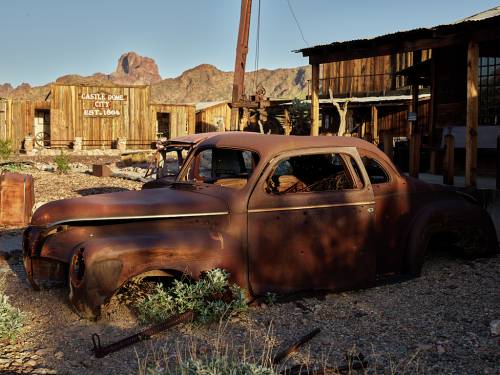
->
xmin=1 ymin=52 xmax=309 ymax=103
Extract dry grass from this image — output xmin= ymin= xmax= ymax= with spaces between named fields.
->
xmin=136 ymin=319 xmax=428 ymax=375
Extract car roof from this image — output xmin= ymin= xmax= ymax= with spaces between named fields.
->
xmin=171 ymin=131 xmax=240 ymax=144
xmin=197 ymin=132 xmax=386 ymax=159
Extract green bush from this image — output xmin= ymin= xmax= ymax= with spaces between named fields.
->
xmin=54 ymin=151 xmax=70 ymax=173
xmin=0 ymin=294 xmax=24 ymax=341
xmin=135 ymin=269 xmax=247 ymax=324
xmin=0 ymin=139 xmax=12 ymax=160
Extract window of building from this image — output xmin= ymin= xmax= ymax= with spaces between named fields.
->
xmin=361 ymin=156 xmax=389 ymax=184
xmin=479 ymin=57 xmax=500 ymax=126
xmin=267 ymin=153 xmax=358 ymax=194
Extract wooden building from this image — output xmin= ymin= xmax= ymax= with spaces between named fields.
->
xmin=0 ymin=83 xmax=195 ymax=151
xmin=297 ymin=7 xmax=500 ymax=187
xmin=195 ymin=101 xmax=231 ymax=132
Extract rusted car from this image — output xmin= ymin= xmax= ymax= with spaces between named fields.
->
xmin=23 ymin=133 xmax=497 ymax=319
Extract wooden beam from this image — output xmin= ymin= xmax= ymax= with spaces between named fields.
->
xmin=409 ymin=82 xmax=420 ymax=178
xmin=310 ymin=63 xmax=320 ymax=136
xmin=497 ymin=135 xmax=500 ymax=190
xmin=429 ymin=149 xmax=439 ymax=174
xmin=465 ymin=40 xmax=479 ymax=187
xmin=443 ymin=133 xmax=455 ymax=185
xmin=371 ymin=105 xmax=378 ymax=144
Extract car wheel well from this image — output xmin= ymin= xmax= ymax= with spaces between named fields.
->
xmin=425 ymin=225 xmax=493 ymax=259
xmin=425 ymin=229 xmax=461 ymax=256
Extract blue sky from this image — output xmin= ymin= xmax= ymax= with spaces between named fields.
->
xmin=1 ymin=0 xmax=498 ymax=86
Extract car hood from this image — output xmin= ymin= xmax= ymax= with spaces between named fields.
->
xmin=31 ymin=186 xmax=229 ymax=227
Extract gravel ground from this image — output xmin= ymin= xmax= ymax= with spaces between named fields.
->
xmin=0 ymin=167 xmax=498 ymax=374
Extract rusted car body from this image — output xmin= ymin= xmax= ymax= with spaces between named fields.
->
xmin=23 ymin=133 xmax=497 ymax=319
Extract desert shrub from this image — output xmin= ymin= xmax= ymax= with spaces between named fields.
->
xmin=0 ymin=139 xmax=12 ymax=160
xmin=2 ymin=163 xmax=26 ymax=172
xmin=54 ymin=151 xmax=70 ymax=173
xmin=148 ymin=355 xmax=276 ymax=375
xmin=0 ymin=274 xmax=24 ymax=341
xmin=265 ymin=292 xmax=277 ymax=306
xmin=135 ymin=269 xmax=247 ymax=324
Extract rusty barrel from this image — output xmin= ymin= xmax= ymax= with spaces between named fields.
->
xmin=0 ymin=171 xmax=35 ymax=226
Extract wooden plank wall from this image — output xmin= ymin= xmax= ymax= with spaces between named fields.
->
xmin=150 ymin=104 xmax=196 ymax=140
xmin=0 ymin=100 xmax=7 ymax=141
xmin=378 ymin=100 xmax=430 ymax=136
xmin=196 ymin=103 xmax=231 ymax=132
xmin=2 ymin=100 xmax=34 ymax=150
xmin=321 ymin=50 xmax=431 ymax=97
xmin=51 ymin=84 xmax=152 ymax=148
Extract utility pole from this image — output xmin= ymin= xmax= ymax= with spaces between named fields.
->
xmin=230 ymin=0 xmax=252 ymax=130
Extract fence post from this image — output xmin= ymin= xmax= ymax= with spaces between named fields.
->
xmin=443 ymin=133 xmax=455 ymax=185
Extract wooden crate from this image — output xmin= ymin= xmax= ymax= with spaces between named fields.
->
xmin=0 ymin=172 xmax=35 ymax=226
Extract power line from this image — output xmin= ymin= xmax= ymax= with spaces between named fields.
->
xmin=286 ymin=0 xmax=309 ymax=47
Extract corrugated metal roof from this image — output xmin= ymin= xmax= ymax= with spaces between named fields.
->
xmin=455 ymin=6 xmax=500 ymax=23
xmin=195 ymin=101 xmax=229 ymax=112
xmin=296 ymin=6 xmax=500 ymax=55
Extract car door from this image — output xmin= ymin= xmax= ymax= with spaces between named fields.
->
xmin=357 ymin=150 xmax=412 ymax=274
xmin=247 ymin=146 xmax=376 ymax=295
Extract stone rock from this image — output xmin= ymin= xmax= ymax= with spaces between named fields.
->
xmin=32 ymin=368 xmax=57 ymax=374
xmin=417 ymin=343 xmax=433 ymax=351
xmin=35 ymin=349 xmax=49 ymax=356
xmin=54 ymin=351 xmax=64 ymax=359
xmin=490 ymin=320 xmax=500 ymax=336
xmin=25 ymin=359 xmax=37 ymax=367
xmin=437 ymin=344 xmax=445 ymax=354
xmin=112 ymin=52 xmax=162 ymax=84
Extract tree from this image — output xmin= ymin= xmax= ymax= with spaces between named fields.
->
xmin=329 ymin=88 xmax=350 ymax=136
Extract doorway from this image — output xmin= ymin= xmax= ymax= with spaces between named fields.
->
xmin=156 ymin=112 xmax=171 ymax=138
xmin=34 ymin=109 xmax=50 ymax=147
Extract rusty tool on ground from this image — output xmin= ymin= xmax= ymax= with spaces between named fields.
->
xmin=280 ymin=352 xmax=368 ymax=375
xmin=273 ymin=327 xmax=321 ymax=364
xmin=91 ymin=310 xmax=194 ymax=358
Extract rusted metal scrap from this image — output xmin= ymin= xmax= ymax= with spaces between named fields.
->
xmin=91 ymin=310 xmax=194 ymax=358
xmin=273 ymin=327 xmax=321 ymax=364
xmin=280 ymin=352 xmax=367 ymax=375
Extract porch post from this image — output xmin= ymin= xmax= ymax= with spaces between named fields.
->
xmin=465 ymin=41 xmax=479 ymax=187
xmin=409 ymin=83 xmax=420 ymax=178
xmin=310 ymin=63 xmax=320 ymax=136
xmin=371 ymin=105 xmax=378 ymax=144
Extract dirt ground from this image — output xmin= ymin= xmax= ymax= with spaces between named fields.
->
xmin=0 ymin=167 xmax=499 ymax=374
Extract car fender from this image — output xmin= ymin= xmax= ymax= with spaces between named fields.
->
xmin=403 ymin=197 xmax=497 ymax=275
xmin=67 ymin=228 xmax=240 ymax=319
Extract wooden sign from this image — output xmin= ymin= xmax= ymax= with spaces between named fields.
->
xmin=80 ymin=92 xmax=127 ymax=117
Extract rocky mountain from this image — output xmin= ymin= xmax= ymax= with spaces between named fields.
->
xmin=112 ymin=52 xmax=162 ymax=85
xmin=0 ymin=52 xmax=309 ymax=103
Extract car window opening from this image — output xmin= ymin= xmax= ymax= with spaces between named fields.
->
xmin=361 ymin=156 xmax=389 ymax=184
xmin=159 ymin=147 xmax=190 ymax=177
xmin=267 ymin=153 xmax=358 ymax=194
xmin=182 ymin=148 xmax=259 ymax=189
